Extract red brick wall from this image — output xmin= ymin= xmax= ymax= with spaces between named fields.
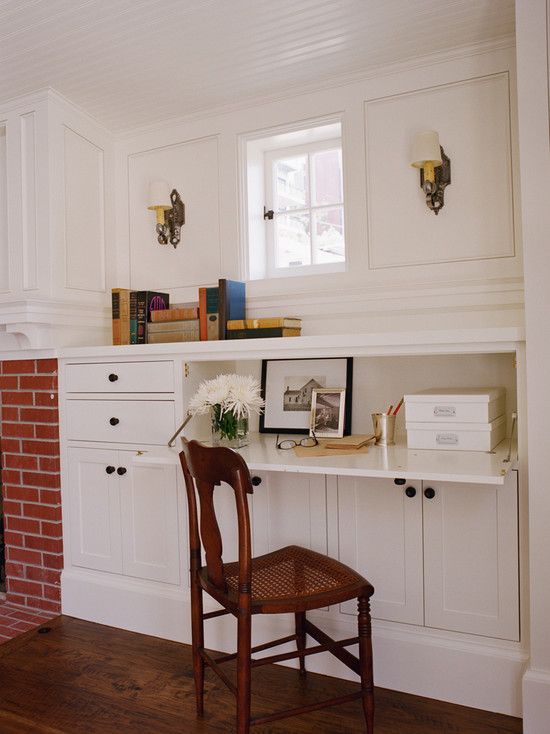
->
xmin=0 ymin=358 xmax=62 ymax=613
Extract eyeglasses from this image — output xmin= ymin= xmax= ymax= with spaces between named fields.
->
xmin=276 ymin=432 xmax=318 ymax=450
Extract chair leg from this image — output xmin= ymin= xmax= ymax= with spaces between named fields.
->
xmin=236 ymin=611 xmax=252 ymax=734
xmin=295 ymin=611 xmax=307 ymax=676
xmin=190 ymin=578 xmax=205 ymax=716
xmin=358 ymin=595 xmax=374 ymax=733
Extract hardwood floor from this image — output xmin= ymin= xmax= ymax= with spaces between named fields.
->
xmin=0 ymin=616 xmax=522 ymax=733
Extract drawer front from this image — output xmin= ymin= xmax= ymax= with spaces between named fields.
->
xmin=65 ymin=361 xmax=175 ymax=393
xmin=66 ymin=399 xmax=175 ymax=444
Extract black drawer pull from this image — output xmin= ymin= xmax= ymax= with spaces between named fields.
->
xmin=424 ymin=487 xmax=436 ymax=499
xmin=109 ymin=417 xmax=120 ymax=426
xmin=105 ymin=466 xmax=116 ymax=474
xmin=394 ymin=478 xmax=406 ymax=485
xmin=117 ymin=467 xmax=127 ymax=476
xmin=251 ymin=476 xmax=262 ymax=486
xmin=108 ymin=373 xmax=119 ymax=382
xmin=405 ymin=486 xmax=416 ymax=498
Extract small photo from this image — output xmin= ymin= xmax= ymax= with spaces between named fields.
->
xmin=310 ymin=388 xmax=346 ymax=438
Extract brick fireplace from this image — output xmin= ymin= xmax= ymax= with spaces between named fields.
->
xmin=0 ymin=358 xmax=62 ymax=613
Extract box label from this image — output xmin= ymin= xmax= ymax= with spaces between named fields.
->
xmin=434 ymin=405 xmax=456 ymax=417
xmin=436 ymin=433 xmax=459 ymax=445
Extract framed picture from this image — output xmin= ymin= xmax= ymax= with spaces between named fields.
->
xmin=259 ymin=357 xmax=353 ymax=434
xmin=310 ymin=388 xmax=346 ymax=438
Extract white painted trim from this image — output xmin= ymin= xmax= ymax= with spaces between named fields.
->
xmin=60 ymin=566 xmax=525 ymax=716
xmin=523 ymin=669 xmax=550 ymax=733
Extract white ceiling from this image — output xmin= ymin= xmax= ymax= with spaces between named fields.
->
xmin=0 ymin=0 xmax=515 ymax=132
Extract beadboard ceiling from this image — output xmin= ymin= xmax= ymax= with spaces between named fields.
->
xmin=0 ymin=0 xmax=515 ymax=132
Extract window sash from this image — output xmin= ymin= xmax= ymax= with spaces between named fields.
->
xmin=265 ymin=138 xmax=344 ymax=277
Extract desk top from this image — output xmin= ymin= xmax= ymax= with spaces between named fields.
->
xmin=134 ymin=434 xmax=517 ymax=485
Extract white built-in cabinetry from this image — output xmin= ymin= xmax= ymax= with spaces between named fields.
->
xmin=57 ymin=329 xmax=525 ymax=717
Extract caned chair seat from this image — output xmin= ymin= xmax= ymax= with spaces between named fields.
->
xmin=207 ymin=545 xmax=372 ymax=614
xmin=180 ymin=439 xmax=375 ymax=733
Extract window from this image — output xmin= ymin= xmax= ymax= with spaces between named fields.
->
xmin=242 ymin=121 xmax=345 ymax=281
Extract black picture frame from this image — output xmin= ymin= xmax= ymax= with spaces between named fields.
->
xmin=259 ymin=357 xmax=353 ymax=435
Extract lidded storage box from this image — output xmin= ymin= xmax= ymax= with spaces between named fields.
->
xmin=404 ymin=387 xmax=506 ymax=452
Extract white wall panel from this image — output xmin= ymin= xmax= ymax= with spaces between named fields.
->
xmin=128 ymin=136 xmax=220 ymax=291
xmin=0 ymin=124 xmax=8 ymax=292
xmin=365 ymin=73 xmax=514 ymax=269
xmin=20 ymin=112 xmax=38 ymax=290
xmin=64 ymin=127 xmax=106 ymax=291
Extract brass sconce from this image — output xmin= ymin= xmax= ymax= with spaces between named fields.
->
xmin=410 ymin=131 xmax=451 ymax=215
xmin=147 ymin=181 xmax=185 ymax=247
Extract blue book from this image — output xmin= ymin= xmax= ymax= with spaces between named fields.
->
xmin=218 ymin=279 xmax=246 ymax=340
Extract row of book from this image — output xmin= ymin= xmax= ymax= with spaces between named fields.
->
xmin=111 ymin=279 xmax=302 ymax=344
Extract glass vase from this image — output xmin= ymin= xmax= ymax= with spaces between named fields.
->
xmin=211 ymin=406 xmax=249 ymax=449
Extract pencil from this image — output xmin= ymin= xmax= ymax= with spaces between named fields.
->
xmin=386 ymin=405 xmax=393 ymax=415
xmin=392 ymin=398 xmax=404 ymax=416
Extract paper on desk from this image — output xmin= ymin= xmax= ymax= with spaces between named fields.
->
xmin=293 ymin=440 xmax=370 ymax=458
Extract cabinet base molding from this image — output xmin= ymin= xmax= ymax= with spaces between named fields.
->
xmin=61 ymin=568 xmax=526 ymax=717
xmin=61 ymin=569 xmax=191 ymax=643
xmin=522 ymin=669 xmax=550 ymax=734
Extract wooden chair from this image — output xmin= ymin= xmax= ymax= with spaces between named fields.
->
xmin=179 ymin=438 xmax=375 ymax=733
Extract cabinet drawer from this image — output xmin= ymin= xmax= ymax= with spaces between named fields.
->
xmin=65 ymin=361 xmax=175 ymax=393
xmin=66 ymin=399 xmax=175 ymax=444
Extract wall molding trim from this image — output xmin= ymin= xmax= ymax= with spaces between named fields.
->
xmin=0 ymin=299 xmax=110 ymax=349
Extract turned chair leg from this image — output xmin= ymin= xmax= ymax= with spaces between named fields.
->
xmin=236 ymin=612 xmax=252 ymax=734
xmin=358 ymin=596 xmax=375 ymax=733
xmin=190 ymin=579 xmax=205 ymax=716
xmin=295 ymin=611 xmax=307 ymax=676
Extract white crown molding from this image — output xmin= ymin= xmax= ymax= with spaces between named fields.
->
xmin=245 ymin=277 xmax=525 ymax=319
xmin=118 ymin=35 xmax=516 ymax=140
xmin=0 ymin=298 xmax=110 ymax=328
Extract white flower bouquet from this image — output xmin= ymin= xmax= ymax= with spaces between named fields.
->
xmin=188 ymin=374 xmax=264 ymax=446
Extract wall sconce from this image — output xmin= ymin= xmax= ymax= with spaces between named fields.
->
xmin=147 ymin=181 xmax=185 ymax=248
xmin=410 ymin=131 xmax=451 ymax=215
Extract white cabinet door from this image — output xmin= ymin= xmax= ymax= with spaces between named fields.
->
xmin=252 ymin=472 xmax=328 ymax=558
xmin=120 ymin=455 xmax=182 ymax=584
xmin=67 ymin=447 xmax=123 ymax=574
xmin=337 ymin=476 xmax=423 ymax=625
xmin=423 ymin=471 xmax=519 ymax=640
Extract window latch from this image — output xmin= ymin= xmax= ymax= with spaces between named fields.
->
xmin=263 ymin=206 xmax=274 ymax=221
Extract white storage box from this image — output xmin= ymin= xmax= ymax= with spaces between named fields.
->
xmin=406 ymin=414 xmax=506 ymax=452
xmin=404 ymin=387 xmax=505 ymax=424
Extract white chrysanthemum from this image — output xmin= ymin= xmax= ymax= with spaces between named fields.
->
xmin=225 ymin=375 xmax=265 ymax=418
xmin=188 ymin=373 xmax=264 ymax=418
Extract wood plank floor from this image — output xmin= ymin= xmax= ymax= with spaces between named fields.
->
xmin=0 ymin=616 xmax=522 ymax=733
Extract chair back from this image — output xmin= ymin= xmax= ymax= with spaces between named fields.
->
xmin=179 ymin=438 xmax=254 ymax=593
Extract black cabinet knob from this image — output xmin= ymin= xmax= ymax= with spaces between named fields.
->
xmin=105 ymin=465 xmax=116 ymax=474
xmin=405 ymin=486 xmax=416 ymax=498
xmin=394 ymin=478 xmax=406 ymax=485
xmin=108 ymin=373 xmax=119 ymax=382
xmin=117 ymin=467 xmax=127 ymax=476
xmin=424 ymin=487 xmax=436 ymax=499
xmin=109 ymin=417 xmax=120 ymax=426
xmin=251 ymin=476 xmax=262 ymax=486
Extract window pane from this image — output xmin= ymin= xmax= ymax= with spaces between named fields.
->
xmin=313 ymin=207 xmax=345 ymax=263
xmin=275 ymin=213 xmax=311 ymax=268
xmin=312 ymin=149 xmax=342 ymax=206
xmin=275 ymin=156 xmax=308 ymax=211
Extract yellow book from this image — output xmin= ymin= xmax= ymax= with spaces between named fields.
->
xmin=227 ymin=317 xmax=301 ymax=330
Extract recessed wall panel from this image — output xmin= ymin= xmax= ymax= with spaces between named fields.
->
xmin=64 ymin=127 xmax=106 ymax=291
xmin=0 ymin=124 xmax=8 ymax=292
xmin=128 ymin=136 xmax=221 ymax=290
xmin=365 ymin=73 xmax=514 ymax=269
xmin=21 ymin=113 xmax=38 ymax=290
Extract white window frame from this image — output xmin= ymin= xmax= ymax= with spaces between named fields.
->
xmin=264 ymin=137 xmax=345 ymax=279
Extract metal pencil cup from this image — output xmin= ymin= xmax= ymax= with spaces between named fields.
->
xmin=372 ymin=412 xmax=396 ymax=446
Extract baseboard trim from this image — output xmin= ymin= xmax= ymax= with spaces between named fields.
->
xmin=61 ymin=569 xmax=525 ymax=717
xmin=522 ymin=669 xmax=550 ymax=734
